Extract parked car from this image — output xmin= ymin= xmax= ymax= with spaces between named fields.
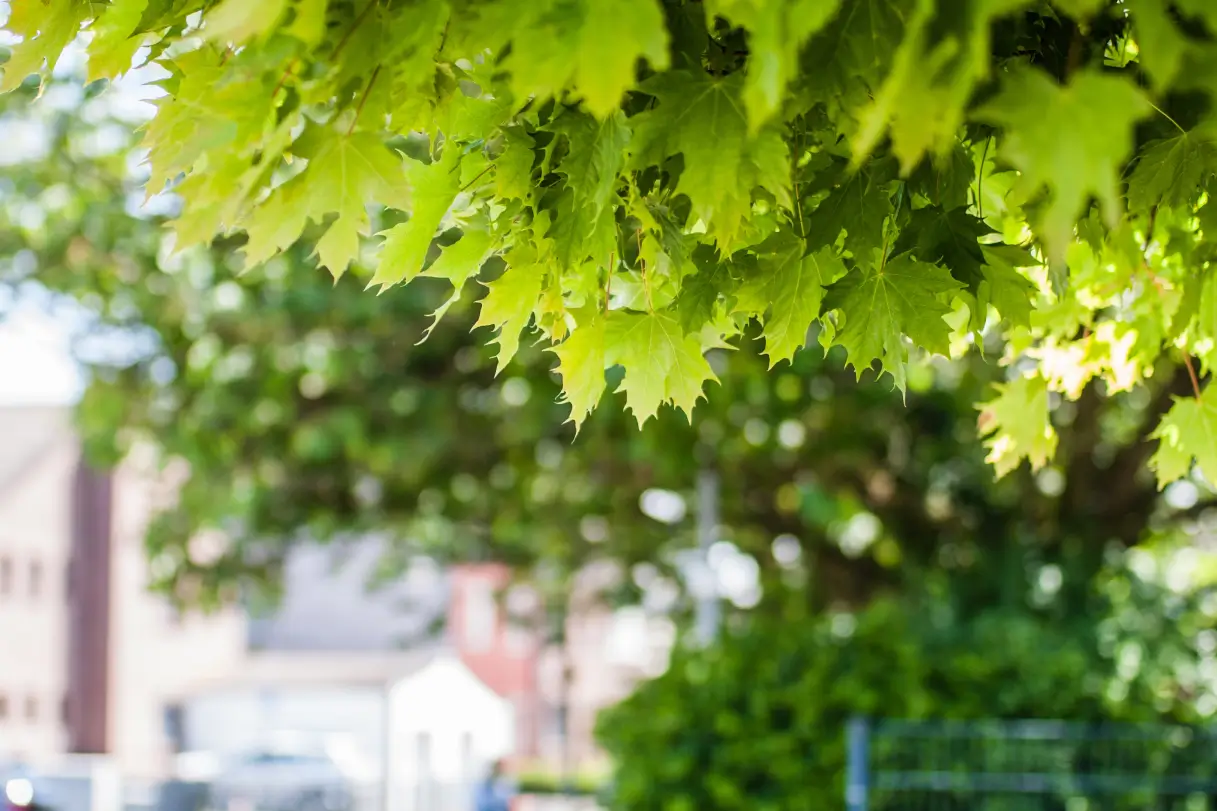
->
xmin=208 ymin=748 xmax=353 ymax=811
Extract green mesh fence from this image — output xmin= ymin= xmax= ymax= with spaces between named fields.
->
xmin=847 ymin=719 xmax=1217 ymax=811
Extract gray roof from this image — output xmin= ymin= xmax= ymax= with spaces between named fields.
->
xmin=246 ymin=536 xmax=450 ymax=653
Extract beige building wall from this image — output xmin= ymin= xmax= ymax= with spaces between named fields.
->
xmin=0 ymin=408 xmax=247 ymax=778
xmin=106 ymin=450 xmax=247 ymax=780
xmin=0 ymin=407 xmax=78 ymax=762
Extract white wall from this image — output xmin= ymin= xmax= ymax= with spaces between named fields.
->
xmin=386 ymin=658 xmax=514 ymax=811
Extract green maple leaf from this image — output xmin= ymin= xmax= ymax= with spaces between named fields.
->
xmin=86 ymin=0 xmax=149 ymax=82
xmin=852 ymin=0 xmax=1028 ymax=169
xmin=798 ymin=0 xmax=909 ymax=117
xmin=706 ymin=0 xmax=843 ymax=128
xmin=243 ymin=128 xmax=411 ymax=276
xmin=551 ymin=317 xmax=608 ymax=430
xmin=140 ymin=50 xmax=274 ymax=197
xmin=547 ymin=111 xmax=630 ymax=268
xmin=605 ymin=312 xmax=716 ymax=424
xmin=204 ymin=0 xmax=290 ymax=42
xmin=286 ymin=0 xmax=329 ymax=45
xmin=892 ymin=206 xmax=991 ymax=288
xmin=802 ymin=157 xmax=896 ymax=257
xmin=890 ymin=206 xmax=1030 ymax=331
xmin=571 ymin=0 xmax=670 ymax=117
xmin=421 ymin=230 xmax=496 ymax=287
xmin=977 ymin=374 xmax=1059 ymax=478
xmin=978 ymin=245 xmax=1038 ymax=329
xmin=1127 ymin=130 xmax=1217 ymax=216
xmin=1128 ymin=0 xmax=1188 ymax=89
xmin=489 ymin=0 xmax=669 ymax=119
xmin=373 ymin=146 xmax=463 ymax=288
xmin=736 ymin=235 xmax=844 ymax=366
xmin=1151 ymin=386 xmax=1217 ymax=488
xmin=824 ymin=252 xmax=964 ymax=392
xmin=630 ymin=71 xmax=790 ymax=245
xmin=475 ymin=258 xmax=546 ymax=374
xmin=976 ymin=67 xmax=1150 ymax=264
xmin=493 ymin=128 xmax=538 ymax=203
xmin=676 ymin=248 xmax=739 ymax=334
xmin=1 ymin=1 xmax=91 ymax=92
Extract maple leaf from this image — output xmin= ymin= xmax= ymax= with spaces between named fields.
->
xmin=475 ymin=258 xmax=546 ymax=374
xmin=547 ymin=111 xmax=631 ymax=268
xmin=977 ymin=374 xmax=1059 ymax=478
xmin=204 ymin=0 xmax=290 ymax=42
xmin=736 ymin=235 xmax=845 ymax=366
xmin=605 ymin=312 xmax=716 ymax=424
xmin=86 ymin=0 xmax=149 ymax=82
xmin=374 ymin=146 xmax=463 ymax=288
xmin=493 ymin=0 xmax=669 ymax=118
xmin=976 ymin=67 xmax=1150 ymax=264
xmin=852 ymin=0 xmax=1029 ymax=169
xmin=1151 ymin=386 xmax=1217 ymax=488
xmin=630 ymin=71 xmax=790 ymax=245
xmin=824 ymin=252 xmax=964 ymax=392
xmin=243 ymin=128 xmax=411 ymax=277
xmin=706 ymin=0 xmax=843 ymax=129
xmin=676 ymin=248 xmax=739 ymax=334
xmin=802 ymin=157 xmax=897 ymax=258
xmin=139 ymin=50 xmax=275 ymax=197
xmin=286 ymin=0 xmax=329 ymax=45
xmin=890 ymin=206 xmax=1035 ymax=330
xmin=1128 ymin=0 xmax=1187 ymax=89
xmin=1 ymin=1 xmax=90 ymax=92
xmin=978 ymin=245 xmax=1038 ymax=330
xmin=551 ymin=317 xmax=609 ymax=430
xmin=1126 ymin=130 xmax=1217 ymax=216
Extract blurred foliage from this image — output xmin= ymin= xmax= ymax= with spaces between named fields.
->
xmin=0 ymin=71 xmax=1215 ymax=623
xmin=597 ymin=559 xmax=1217 ymax=811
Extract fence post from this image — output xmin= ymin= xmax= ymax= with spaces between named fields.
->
xmin=846 ymin=717 xmax=870 ymax=811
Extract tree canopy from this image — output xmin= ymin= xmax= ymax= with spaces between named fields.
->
xmin=2 ymin=67 xmax=1213 ymax=617
xmin=4 ymin=0 xmax=1217 ymax=487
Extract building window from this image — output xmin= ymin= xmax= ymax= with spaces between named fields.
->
xmin=24 ymin=696 xmax=37 ymax=722
xmin=0 ymin=556 xmax=11 ymax=596
xmin=28 ymin=560 xmax=42 ymax=598
xmin=463 ymin=579 xmax=497 ymax=653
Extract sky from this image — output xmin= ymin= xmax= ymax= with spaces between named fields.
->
xmin=0 ymin=34 xmax=163 ymax=408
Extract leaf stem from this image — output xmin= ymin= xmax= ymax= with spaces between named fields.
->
xmin=977 ymin=136 xmax=990 ymax=220
xmin=604 ymin=251 xmax=615 ymax=313
xmin=334 ymin=0 xmax=379 ymax=60
xmin=1184 ymin=353 xmax=1203 ymax=400
xmin=1149 ymin=100 xmax=1186 ymax=134
xmin=347 ymin=65 xmax=382 ymax=136
xmin=458 ymin=163 xmax=494 ymax=193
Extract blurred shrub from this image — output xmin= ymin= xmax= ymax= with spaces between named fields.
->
xmin=596 ymin=571 xmax=1213 ymax=811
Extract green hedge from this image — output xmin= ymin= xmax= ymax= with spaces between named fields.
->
xmin=595 ymin=580 xmax=1209 ymax=811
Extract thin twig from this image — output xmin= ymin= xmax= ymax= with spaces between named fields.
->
xmin=1184 ymin=353 xmax=1203 ymax=400
xmin=347 ymin=65 xmax=382 ymax=136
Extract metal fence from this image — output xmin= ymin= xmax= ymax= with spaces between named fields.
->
xmin=846 ymin=718 xmax=1217 ymax=811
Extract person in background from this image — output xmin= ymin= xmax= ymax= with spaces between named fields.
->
xmin=473 ymin=759 xmax=516 ymax=811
